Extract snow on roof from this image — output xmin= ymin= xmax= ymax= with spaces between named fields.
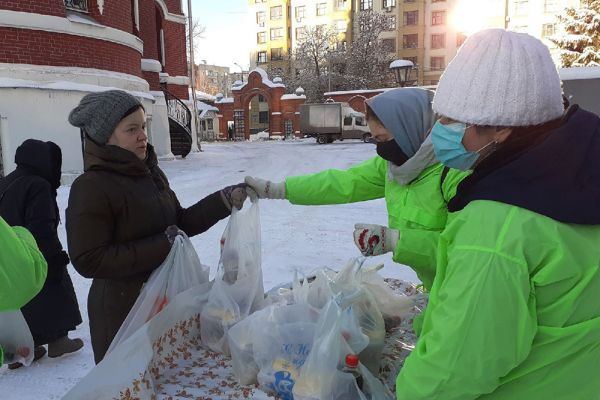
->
xmin=215 ymin=97 xmax=234 ymax=104
xmin=0 ymin=77 xmax=156 ymax=101
xmin=559 ymin=66 xmax=600 ymax=81
xmin=390 ymin=60 xmax=414 ymax=69
xmin=196 ymin=100 xmax=219 ymax=112
xmin=249 ymin=68 xmax=286 ymax=88
xmin=281 ymin=93 xmax=306 ymax=100
xmin=193 ymin=89 xmax=216 ymax=101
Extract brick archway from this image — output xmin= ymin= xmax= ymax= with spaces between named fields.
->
xmin=232 ymin=69 xmax=285 ymax=140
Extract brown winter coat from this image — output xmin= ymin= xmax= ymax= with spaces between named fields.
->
xmin=66 ymin=139 xmax=229 ymax=363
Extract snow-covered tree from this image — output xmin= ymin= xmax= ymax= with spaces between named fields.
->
xmin=342 ymin=10 xmax=396 ymax=90
xmin=550 ymin=0 xmax=600 ymax=67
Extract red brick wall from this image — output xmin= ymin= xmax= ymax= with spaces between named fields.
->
xmin=164 ymin=0 xmax=183 ymax=14
xmin=139 ymin=0 xmax=159 ymax=60
xmin=89 ymin=0 xmax=134 ymax=33
xmin=165 ymin=83 xmax=188 ymax=100
xmin=142 ymin=71 xmax=161 ymax=91
xmin=163 ymin=21 xmax=187 ymax=78
xmin=0 ymin=28 xmax=141 ymax=76
xmin=0 ymin=0 xmax=66 ymax=17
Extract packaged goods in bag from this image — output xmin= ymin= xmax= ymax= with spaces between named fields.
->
xmin=201 ymin=201 xmax=264 ymax=354
xmin=0 ymin=310 xmax=34 ymax=366
xmin=107 ymin=233 xmax=209 ymax=353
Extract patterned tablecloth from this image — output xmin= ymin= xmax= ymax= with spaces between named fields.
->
xmin=113 ymin=278 xmax=426 ymax=400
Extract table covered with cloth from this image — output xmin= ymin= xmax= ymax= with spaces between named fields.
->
xmin=64 ymin=279 xmax=425 ymax=400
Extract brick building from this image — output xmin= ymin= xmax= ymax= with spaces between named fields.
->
xmin=0 ymin=0 xmax=193 ymax=178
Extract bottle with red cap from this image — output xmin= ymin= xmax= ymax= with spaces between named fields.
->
xmin=342 ymin=353 xmax=364 ymax=391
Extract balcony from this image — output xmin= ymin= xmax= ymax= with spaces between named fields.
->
xmin=64 ymin=0 xmax=88 ymax=12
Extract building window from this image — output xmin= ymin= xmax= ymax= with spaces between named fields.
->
xmin=270 ymin=5 xmax=282 ymax=20
xmin=404 ymin=10 xmax=418 ymax=26
xmin=430 ymin=56 xmax=445 ymax=71
xmin=258 ymin=95 xmax=266 ymax=102
xmin=257 ymin=51 xmax=267 ymax=63
xmin=456 ymin=32 xmax=467 ymax=47
xmin=316 ymin=3 xmax=327 ymax=16
xmin=255 ymin=0 xmax=266 ymax=3
xmin=336 ymin=20 xmax=347 ymax=33
xmin=295 ymin=27 xmax=305 ymax=38
xmin=295 ymin=5 xmax=305 ymax=21
xmin=270 ymin=27 xmax=283 ymax=40
xmin=271 ymin=47 xmax=283 ymax=60
xmin=383 ymin=0 xmax=396 ymax=7
xmin=360 ymin=0 xmax=373 ymax=11
xmin=256 ymin=11 xmax=266 ymax=26
xmin=335 ymin=0 xmax=347 ymax=9
xmin=542 ymin=23 xmax=556 ymax=37
xmin=403 ymin=34 xmax=418 ymax=49
xmin=431 ymin=33 xmax=445 ymax=49
xmin=544 ymin=0 xmax=558 ymax=13
xmin=259 ymin=111 xmax=269 ymax=123
xmin=514 ymin=0 xmax=528 ymax=16
xmin=381 ymin=38 xmax=396 ymax=52
xmin=257 ymin=32 xmax=266 ymax=44
xmin=431 ymin=11 xmax=446 ymax=25
xmin=64 ymin=0 xmax=88 ymax=12
xmin=388 ymin=15 xmax=396 ymax=30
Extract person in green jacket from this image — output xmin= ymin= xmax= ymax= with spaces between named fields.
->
xmin=0 ymin=216 xmax=47 ymax=365
xmin=246 ymin=88 xmax=468 ymax=290
xmin=395 ymin=28 xmax=600 ymax=399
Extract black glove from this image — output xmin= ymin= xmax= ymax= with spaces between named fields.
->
xmin=165 ymin=225 xmax=184 ymax=244
xmin=220 ymin=183 xmax=248 ymax=210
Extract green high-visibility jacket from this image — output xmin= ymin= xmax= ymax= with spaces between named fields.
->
xmin=285 ymin=156 xmax=468 ymax=289
xmin=0 ymin=217 xmax=47 ymax=364
xmin=396 ymin=200 xmax=600 ymax=399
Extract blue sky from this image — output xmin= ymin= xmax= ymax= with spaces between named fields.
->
xmin=189 ymin=0 xmax=253 ymax=71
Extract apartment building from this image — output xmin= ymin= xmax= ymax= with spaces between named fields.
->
xmin=249 ymin=0 xmax=292 ymax=72
xmin=249 ymin=0 xmax=353 ymax=73
xmin=195 ymin=63 xmax=231 ymax=96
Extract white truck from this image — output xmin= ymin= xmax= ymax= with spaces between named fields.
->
xmin=299 ymin=102 xmax=371 ymax=144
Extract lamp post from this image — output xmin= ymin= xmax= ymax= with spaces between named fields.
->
xmin=390 ymin=59 xmax=415 ymax=87
xmin=234 ymin=62 xmax=244 ymax=83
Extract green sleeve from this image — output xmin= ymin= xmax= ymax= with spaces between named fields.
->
xmin=396 ymin=242 xmax=536 ymax=399
xmin=0 ymin=219 xmax=47 ymax=312
xmin=285 ymin=156 xmax=386 ymax=205
xmin=392 ymin=228 xmax=439 ymax=291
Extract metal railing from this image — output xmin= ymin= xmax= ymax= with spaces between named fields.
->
xmin=64 ymin=0 xmax=88 ymax=12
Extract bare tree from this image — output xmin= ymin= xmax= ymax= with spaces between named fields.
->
xmin=186 ymin=18 xmax=206 ymax=64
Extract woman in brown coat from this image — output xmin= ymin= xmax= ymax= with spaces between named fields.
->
xmin=66 ymin=90 xmax=248 ymax=363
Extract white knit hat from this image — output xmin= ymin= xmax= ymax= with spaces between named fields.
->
xmin=433 ymin=29 xmax=564 ymax=127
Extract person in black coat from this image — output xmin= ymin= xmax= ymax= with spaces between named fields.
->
xmin=0 ymin=139 xmax=83 ymax=368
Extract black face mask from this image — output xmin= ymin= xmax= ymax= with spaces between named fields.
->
xmin=376 ymin=139 xmax=409 ymax=166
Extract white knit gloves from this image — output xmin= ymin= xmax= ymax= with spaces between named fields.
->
xmin=353 ymin=224 xmax=400 ymax=256
xmin=244 ymin=176 xmax=286 ymax=200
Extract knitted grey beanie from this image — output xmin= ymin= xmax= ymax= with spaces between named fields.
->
xmin=433 ymin=29 xmax=563 ymax=127
xmin=68 ymin=90 xmax=143 ymax=145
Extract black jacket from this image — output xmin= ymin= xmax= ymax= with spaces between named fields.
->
xmin=0 ymin=139 xmax=82 ymax=344
xmin=449 ymin=106 xmax=600 ymax=225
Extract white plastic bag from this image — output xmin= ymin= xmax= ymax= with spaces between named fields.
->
xmin=293 ymin=299 xmax=393 ymax=400
xmin=228 ymin=303 xmax=319 ymax=398
xmin=201 ymin=201 xmax=264 ymax=354
xmin=107 ymin=233 xmax=209 ymax=353
xmin=0 ymin=310 xmax=34 ymax=366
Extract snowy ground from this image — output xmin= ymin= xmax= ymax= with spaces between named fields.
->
xmin=0 ymin=138 xmax=418 ymax=399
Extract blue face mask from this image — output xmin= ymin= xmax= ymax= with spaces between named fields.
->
xmin=431 ymin=121 xmax=488 ymax=171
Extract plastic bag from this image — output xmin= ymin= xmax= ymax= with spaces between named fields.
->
xmin=107 ymin=233 xmax=209 ymax=353
xmin=201 ymin=201 xmax=264 ymax=354
xmin=293 ymin=299 xmax=393 ymax=400
xmin=0 ymin=310 xmax=34 ymax=366
xmin=229 ymin=303 xmax=319 ymax=399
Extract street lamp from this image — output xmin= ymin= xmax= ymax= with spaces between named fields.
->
xmin=390 ymin=59 xmax=415 ymax=87
xmin=234 ymin=62 xmax=244 ymax=83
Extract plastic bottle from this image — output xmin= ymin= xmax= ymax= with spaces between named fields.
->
xmin=342 ymin=353 xmax=363 ymax=391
